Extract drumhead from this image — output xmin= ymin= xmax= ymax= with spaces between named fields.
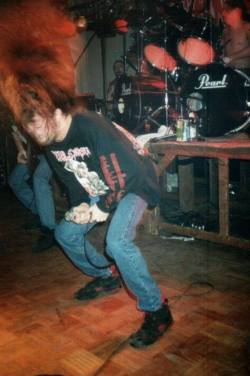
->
xmin=144 ymin=44 xmax=177 ymax=72
xmin=181 ymin=64 xmax=250 ymax=137
xmin=178 ymin=38 xmax=215 ymax=66
xmin=177 ymin=17 xmax=219 ymax=66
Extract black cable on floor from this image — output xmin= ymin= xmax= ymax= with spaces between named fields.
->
xmin=168 ymin=281 xmax=215 ymax=308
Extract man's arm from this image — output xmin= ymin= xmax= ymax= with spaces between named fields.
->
xmin=224 ymin=45 xmax=250 ymax=64
xmin=223 ymin=25 xmax=250 ymax=64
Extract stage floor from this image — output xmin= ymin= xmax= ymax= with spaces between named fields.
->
xmin=0 ymin=187 xmax=250 ymax=376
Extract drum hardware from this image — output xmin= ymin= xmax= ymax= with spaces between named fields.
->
xmin=136 ymin=87 xmax=180 ymax=135
xmin=186 ymin=92 xmax=203 ymax=112
xmin=144 ymin=16 xmax=166 ymax=35
xmin=159 ymin=2 xmax=189 ymax=30
xmin=125 ymin=54 xmax=138 ymax=74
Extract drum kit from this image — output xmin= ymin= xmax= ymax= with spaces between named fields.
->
xmin=112 ymin=6 xmax=250 ymax=138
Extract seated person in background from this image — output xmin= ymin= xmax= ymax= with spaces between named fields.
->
xmin=107 ymin=60 xmax=126 ymax=102
xmin=9 ymin=126 xmax=57 ymax=252
xmin=222 ymin=0 xmax=250 ymax=70
xmin=106 ymin=59 xmax=130 ymax=119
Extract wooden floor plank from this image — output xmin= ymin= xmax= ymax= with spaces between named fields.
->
xmin=0 ymin=188 xmax=250 ymax=375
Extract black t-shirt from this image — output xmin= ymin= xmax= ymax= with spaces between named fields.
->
xmin=45 ymin=111 xmax=160 ymax=212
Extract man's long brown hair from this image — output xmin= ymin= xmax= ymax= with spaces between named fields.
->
xmin=0 ymin=0 xmax=76 ymax=125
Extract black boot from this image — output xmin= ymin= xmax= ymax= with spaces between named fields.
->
xmin=74 ymin=276 xmax=122 ymax=301
xmin=129 ymin=301 xmax=173 ymax=348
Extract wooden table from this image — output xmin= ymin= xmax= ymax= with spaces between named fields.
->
xmin=147 ymin=140 xmax=250 ymax=250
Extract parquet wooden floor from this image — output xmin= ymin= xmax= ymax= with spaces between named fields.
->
xmin=0 ymin=188 xmax=250 ymax=376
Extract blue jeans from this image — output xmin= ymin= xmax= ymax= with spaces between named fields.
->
xmin=55 ymin=193 xmax=162 ymax=312
xmin=9 ymin=155 xmax=56 ymax=230
xmin=8 ymin=163 xmax=37 ymax=214
xmin=33 ymin=155 xmax=56 ymax=230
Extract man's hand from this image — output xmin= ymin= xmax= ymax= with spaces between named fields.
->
xmin=88 ymin=204 xmax=109 ymax=223
xmin=65 ymin=203 xmax=90 ymax=224
xmin=65 ymin=203 xmax=109 ymax=224
xmin=17 ymin=150 xmax=28 ymax=164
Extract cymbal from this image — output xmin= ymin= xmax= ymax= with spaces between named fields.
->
xmin=132 ymin=90 xmax=164 ymax=95
xmin=134 ymin=74 xmax=167 ymax=90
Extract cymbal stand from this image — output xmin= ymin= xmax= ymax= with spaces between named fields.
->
xmin=137 ymin=25 xmax=146 ymax=74
xmin=122 ymin=32 xmax=128 ymax=74
xmin=123 ymin=22 xmax=145 ymax=75
xmin=163 ymin=18 xmax=170 ymax=129
xmin=134 ymin=19 xmax=173 ymax=133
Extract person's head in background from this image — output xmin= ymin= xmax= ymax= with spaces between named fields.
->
xmin=113 ymin=60 xmax=125 ymax=79
xmin=222 ymin=0 xmax=249 ymax=26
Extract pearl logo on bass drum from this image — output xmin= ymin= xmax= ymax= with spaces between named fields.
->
xmin=195 ymin=73 xmax=228 ymax=90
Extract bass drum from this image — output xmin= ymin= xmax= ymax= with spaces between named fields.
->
xmin=182 ymin=64 xmax=250 ymax=137
xmin=113 ymin=75 xmax=178 ymax=133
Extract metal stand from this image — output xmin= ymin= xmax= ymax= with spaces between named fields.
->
xmin=163 ymin=19 xmax=169 ymax=128
xmin=74 ymin=32 xmax=96 ymax=67
xmin=100 ymin=36 xmax=107 ymax=111
xmin=73 ymin=31 xmax=110 ymax=114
